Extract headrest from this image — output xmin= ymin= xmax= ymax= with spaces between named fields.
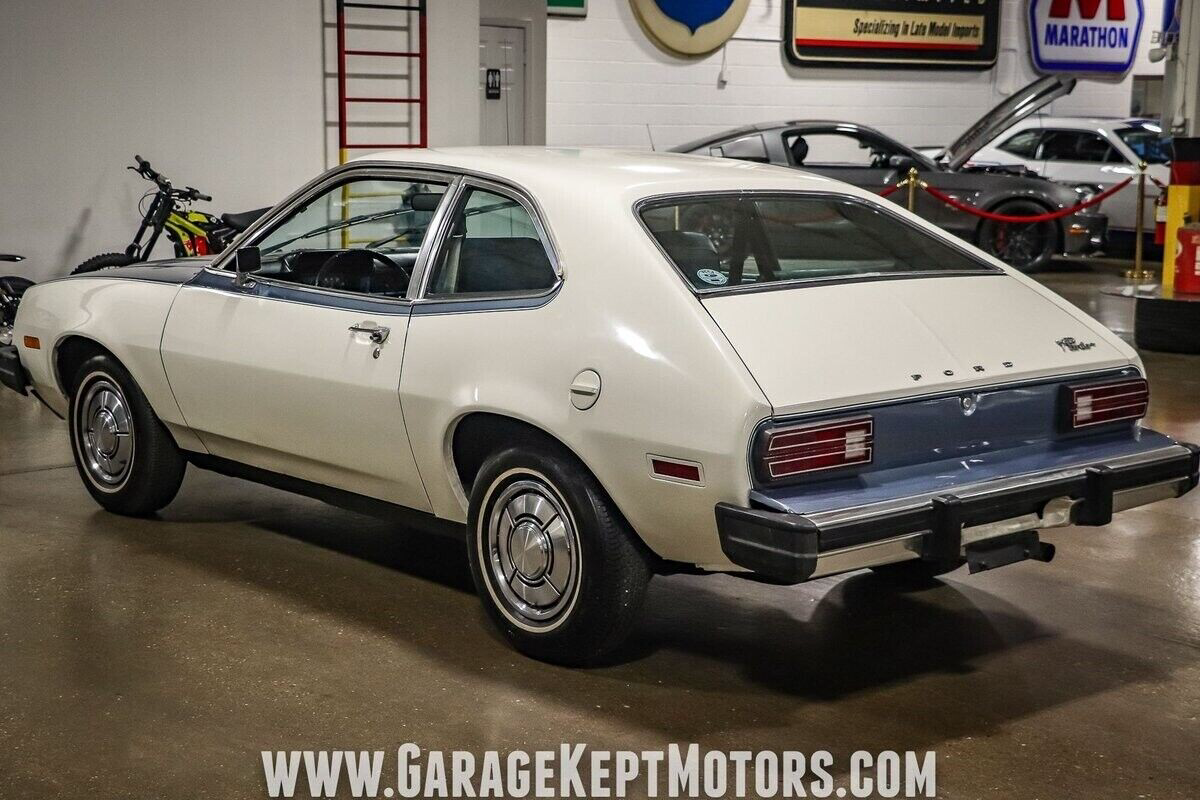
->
xmin=456 ymin=238 xmax=555 ymax=294
xmin=653 ymin=230 xmax=719 ymax=270
xmin=789 ymin=136 xmax=809 ymax=164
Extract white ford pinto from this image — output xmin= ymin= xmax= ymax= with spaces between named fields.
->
xmin=2 ymin=148 xmax=1195 ymax=664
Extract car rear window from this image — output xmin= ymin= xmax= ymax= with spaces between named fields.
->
xmin=639 ymin=193 xmax=994 ymax=292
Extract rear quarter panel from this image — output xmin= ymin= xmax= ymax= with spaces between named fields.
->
xmin=401 ymin=182 xmax=771 ymax=568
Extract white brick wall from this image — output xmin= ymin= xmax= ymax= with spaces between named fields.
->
xmin=547 ymin=0 xmax=1159 ymax=151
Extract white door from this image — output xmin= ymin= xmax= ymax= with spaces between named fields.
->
xmin=479 ymin=25 xmax=527 ymax=146
xmin=1036 ymin=128 xmax=1142 ymax=233
xmin=160 ymin=174 xmax=452 ymax=511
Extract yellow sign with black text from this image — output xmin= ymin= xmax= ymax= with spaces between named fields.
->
xmin=787 ymin=0 xmax=999 ymax=69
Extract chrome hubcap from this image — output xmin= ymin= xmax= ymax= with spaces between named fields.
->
xmin=485 ymin=478 xmax=579 ymax=627
xmin=77 ymin=378 xmax=134 ymax=487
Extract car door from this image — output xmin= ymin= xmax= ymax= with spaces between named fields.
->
xmin=160 ymin=169 xmax=455 ymax=511
xmin=1037 ymin=128 xmax=1137 ymax=232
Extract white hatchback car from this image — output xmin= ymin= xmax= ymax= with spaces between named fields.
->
xmin=2 ymin=149 xmax=1195 ymax=664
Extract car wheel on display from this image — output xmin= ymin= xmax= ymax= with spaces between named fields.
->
xmin=975 ymin=200 xmax=1058 ymax=273
xmin=68 ymin=354 xmax=187 ymax=516
xmin=71 ymin=252 xmax=134 ymax=276
xmin=466 ymin=442 xmax=652 ymax=666
xmin=869 ymin=557 xmax=966 ymax=588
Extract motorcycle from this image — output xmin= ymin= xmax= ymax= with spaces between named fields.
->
xmin=0 ymin=254 xmax=31 ymax=347
xmin=72 ymin=156 xmax=269 ymax=274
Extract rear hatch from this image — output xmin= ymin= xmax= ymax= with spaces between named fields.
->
xmin=702 ymin=274 xmax=1129 ymax=417
xmin=943 ymin=75 xmax=1076 ymax=170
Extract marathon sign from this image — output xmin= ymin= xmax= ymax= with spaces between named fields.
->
xmin=1029 ymin=0 xmax=1144 ymax=76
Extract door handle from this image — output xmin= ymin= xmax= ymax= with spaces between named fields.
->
xmin=349 ymin=322 xmax=391 ymax=345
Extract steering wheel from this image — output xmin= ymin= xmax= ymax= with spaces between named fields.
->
xmin=360 ymin=248 xmax=409 ymax=279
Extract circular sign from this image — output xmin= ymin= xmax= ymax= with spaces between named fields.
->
xmin=631 ymin=0 xmax=751 ymax=56
xmin=696 ymin=268 xmax=729 ymax=286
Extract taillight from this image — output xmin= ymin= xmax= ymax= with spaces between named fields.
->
xmin=1066 ymin=378 xmax=1148 ymax=429
xmin=758 ymin=415 xmax=873 ymax=482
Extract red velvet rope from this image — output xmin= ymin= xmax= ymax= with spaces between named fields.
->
xmin=921 ymin=177 xmax=1133 ymax=223
xmin=877 ymin=184 xmax=901 ymax=198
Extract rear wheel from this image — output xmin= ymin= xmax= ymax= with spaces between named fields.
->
xmin=68 ymin=354 xmax=186 ymax=515
xmin=71 ymin=252 xmax=134 ymax=275
xmin=466 ymin=443 xmax=652 ymax=665
xmin=976 ymin=200 xmax=1058 ymax=273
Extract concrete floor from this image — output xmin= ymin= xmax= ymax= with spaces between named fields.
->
xmin=1 ymin=268 xmax=1199 ymax=799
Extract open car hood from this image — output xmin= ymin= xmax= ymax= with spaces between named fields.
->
xmin=701 ymin=275 xmax=1129 ymax=417
xmin=944 ymin=76 xmax=1077 ymax=170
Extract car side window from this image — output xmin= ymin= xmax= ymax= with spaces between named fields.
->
xmin=786 ymin=132 xmax=890 ymax=168
xmin=425 ymin=187 xmax=557 ymax=297
xmin=1038 ymin=130 xmax=1122 ymax=163
xmin=252 ymin=178 xmax=448 ymax=298
xmin=998 ymin=129 xmax=1042 ymax=159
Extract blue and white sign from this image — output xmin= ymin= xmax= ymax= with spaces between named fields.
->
xmin=631 ymin=0 xmax=750 ymax=56
xmin=1029 ymin=0 xmax=1144 ymax=76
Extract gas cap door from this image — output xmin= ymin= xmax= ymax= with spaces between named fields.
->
xmin=570 ymin=369 xmax=601 ymax=410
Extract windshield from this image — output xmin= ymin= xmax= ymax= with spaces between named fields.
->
xmin=640 ymin=194 xmax=994 ymax=292
xmin=1115 ymin=126 xmax=1172 ymax=165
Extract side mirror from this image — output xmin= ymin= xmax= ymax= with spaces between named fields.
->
xmin=888 ymin=154 xmax=917 ymax=170
xmin=234 ymin=246 xmax=260 ymax=288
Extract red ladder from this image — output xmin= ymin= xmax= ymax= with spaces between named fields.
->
xmin=335 ymin=0 xmax=428 ymax=163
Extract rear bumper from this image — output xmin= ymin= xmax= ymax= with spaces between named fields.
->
xmin=716 ymin=442 xmax=1200 ymax=584
xmin=0 ymin=344 xmax=28 ymax=396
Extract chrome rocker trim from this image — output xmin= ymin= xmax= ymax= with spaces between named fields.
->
xmin=715 ymin=443 xmax=1200 ymax=584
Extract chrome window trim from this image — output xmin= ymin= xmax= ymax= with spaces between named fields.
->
xmin=205 ymin=165 xmax=460 ymax=307
xmin=411 ymin=175 xmax=564 ymax=306
xmin=632 ymin=189 xmax=1002 ymax=299
xmin=207 ymin=160 xmax=564 ymax=311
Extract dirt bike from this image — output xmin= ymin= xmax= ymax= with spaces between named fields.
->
xmin=72 ymin=156 xmax=269 ymax=275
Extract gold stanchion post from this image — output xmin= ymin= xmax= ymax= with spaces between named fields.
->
xmin=906 ymin=166 xmax=919 ymax=213
xmin=1126 ymin=161 xmax=1155 ymax=285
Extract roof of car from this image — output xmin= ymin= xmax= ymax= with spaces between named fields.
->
xmin=670 ymin=120 xmax=888 ymax=153
xmin=351 ymin=146 xmax=848 ymax=198
xmin=1020 ymin=115 xmax=1157 ymax=128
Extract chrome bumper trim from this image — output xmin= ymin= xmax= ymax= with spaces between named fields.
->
xmin=808 ymin=472 xmax=1191 ymax=579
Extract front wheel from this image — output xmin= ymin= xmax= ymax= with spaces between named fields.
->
xmin=71 ymin=252 xmax=134 ymax=275
xmin=68 ymin=354 xmax=186 ymax=515
xmin=975 ymin=200 xmax=1059 ymax=273
xmin=466 ymin=443 xmax=652 ymax=665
